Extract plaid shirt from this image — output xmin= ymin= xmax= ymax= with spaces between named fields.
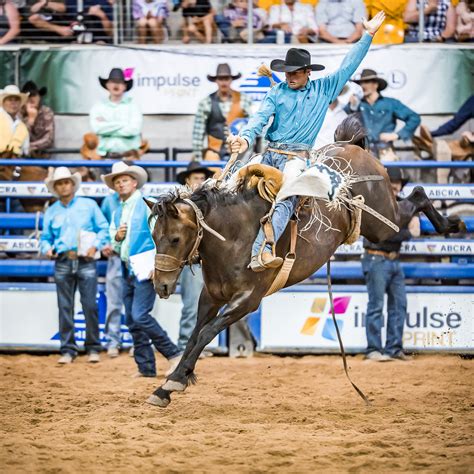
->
xmin=407 ymin=0 xmax=450 ymax=41
xmin=192 ymin=92 xmax=253 ymax=159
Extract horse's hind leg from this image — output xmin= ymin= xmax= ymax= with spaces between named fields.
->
xmin=399 ymin=186 xmax=466 ymax=234
xmin=147 ymin=290 xmax=260 ymax=408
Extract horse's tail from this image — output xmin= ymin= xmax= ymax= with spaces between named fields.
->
xmin=334 ymin=113 xmax=368 ymax=150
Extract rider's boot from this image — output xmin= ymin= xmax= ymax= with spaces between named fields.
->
xmin=248 ymin=252 xmax=283 ymax=272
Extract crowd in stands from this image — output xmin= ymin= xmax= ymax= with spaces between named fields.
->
xmin=0 ymin=0 xmax=473 ymax=44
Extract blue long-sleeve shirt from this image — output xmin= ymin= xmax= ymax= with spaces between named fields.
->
xmin=40 ymin=196 xmax=110 ymax=254
xmin=239 ymin=32 xmax=373 ymax=147
xmin=345 ymin=95 xmax=420 ymax=144
xmin=431 ymin=95 xmax=473 ymax=138
xmin=100 ymin=192 xmax=121 ymax=224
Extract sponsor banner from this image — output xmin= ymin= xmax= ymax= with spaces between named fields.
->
xmin=19 ymin=46 xmax=473 ymax=114
xmin=0 ymin=182 xmax=176 ymax=198
xmin=401 ymin=184 xmax=474 ymax=201
xmin=0 ymin=285 xmax=220 ymax=349
xmin=0 ymin=238 xmax=40 ymax=252
xmin=261 ymin=289 xmax=473 ymax=351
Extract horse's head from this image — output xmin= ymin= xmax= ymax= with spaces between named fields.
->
xmin=146 ymin=195 xmax=200 ymax=299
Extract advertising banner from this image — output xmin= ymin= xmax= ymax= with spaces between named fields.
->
xmin=18 ymin=45 xmax=473 ymax=115
xmin=260 ymin=287 xmax=473 ymax=352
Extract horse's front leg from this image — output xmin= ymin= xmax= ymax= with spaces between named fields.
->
xmin=147 ymin=290 xmax=261 ymax=408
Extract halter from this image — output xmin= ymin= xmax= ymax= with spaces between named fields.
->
xmin=154 ymin=198 xmax=226 ymax=273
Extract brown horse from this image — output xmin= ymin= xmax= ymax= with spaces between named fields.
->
xmin=144 ymin=121 xmax=464 ymax=408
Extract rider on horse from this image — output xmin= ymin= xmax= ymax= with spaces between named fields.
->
xmin=228 ymin=11 xmax=386 ymax=272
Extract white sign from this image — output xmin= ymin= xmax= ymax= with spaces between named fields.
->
xmin=401 ymin=184 xmax=474 ymax=201
xmin=261 ymin=289 xmax=473 ymax=352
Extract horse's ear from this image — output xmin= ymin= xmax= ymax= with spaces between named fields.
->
xmin=143 ymin=198 xmax=155 ymax=211
xmin=166 ymin=202 xmax=180 ymax=218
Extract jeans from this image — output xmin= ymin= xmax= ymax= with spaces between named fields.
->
xmin=177 ymin=265 xmax=204 ymax=350
xmin=252 ymin=145 xmax=304 ymax=256
xmin=122 ymin=265 xmax=181 ymax=376
xmin=104 ymin=255 xmax=123 ymax=349
xmin=361 ymin=253 xmax=407 ymax=356
xmin=54 ymin=257 xmax=101 ymax=356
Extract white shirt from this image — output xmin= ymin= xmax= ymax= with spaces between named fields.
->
xmin=313 ymin=101 xmax=348 ymax=149
xmin=0 ymin=107 xmax=30 ymax=155
xmin=268 ymin=2 xmax=318 ymax=35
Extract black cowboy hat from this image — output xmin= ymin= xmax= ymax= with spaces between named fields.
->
xmin=387 ymin=167 xmax=409 ymax=187
xmin=21 ymin=80 xmax=47 ymax=97
xmin=99 ymin=68 xmax=133 ymax=91
xmin=207 ymin=63 xmax=241 ymax=82
xmin=354 ymin=69 xmax=388 ymax=91
xmin=270 ymin=48 xmax=325 ymax=73
xmin=177 ymin=161 xmax=214 ymax=185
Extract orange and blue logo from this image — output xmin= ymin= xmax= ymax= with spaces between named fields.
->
xmin=300 ymin=296 xmax=351 ymax=341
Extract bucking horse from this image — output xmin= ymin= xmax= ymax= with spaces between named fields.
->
xmin=144 ymin=117 xmax=465 ymax=408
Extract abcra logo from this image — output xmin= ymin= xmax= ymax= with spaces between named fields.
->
xmin=300 ymin=296 xmax=351 ymax=341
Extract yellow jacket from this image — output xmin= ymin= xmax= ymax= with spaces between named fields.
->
xmin=0 ymin=108 xmax=29 ymax=155
xmin=365 ymin=0 xmax=408 ymax=44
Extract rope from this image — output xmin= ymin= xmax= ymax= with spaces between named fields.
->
xmin=327 ymin=260 xmax=371 ymax=406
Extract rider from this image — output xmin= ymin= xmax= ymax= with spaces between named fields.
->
xmin=228 ymin=11 xmax=386 ymax=272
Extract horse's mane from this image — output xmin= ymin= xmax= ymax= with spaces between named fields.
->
xmin=334 ymin=114 xmax=368 ymax=150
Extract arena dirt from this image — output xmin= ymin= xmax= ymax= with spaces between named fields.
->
xmin=1 ymin=353 xmax=472 ymax=473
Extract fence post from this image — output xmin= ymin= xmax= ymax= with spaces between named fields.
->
xmin=418 ymin=3 xmax=424 ymax=43
xmin=113 ymin=1 xmax=119 ymax=45
xmin=247 ymin=0 xmax=253 ymax=45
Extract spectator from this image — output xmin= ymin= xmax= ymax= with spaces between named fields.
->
xmin=315 ymin=0 xmax=366 ymax=43
xmin=192 ymin=63 xmax=252 ymax=161
xmin=19 ymin=81 xmax=54 ymax=158
xmin=404 ymin=0 xmax=456 ymax=42
xmin=40 ymin=167 xmax=110 ymax=364
xmin=262 ymin=0 xmax=318 ymax=43
xmin=77 ymin=0 xmax=114 ymax=43
xmin=27 ymin=0 xmax=74 ymax=40
xmin=365 ymin=0 xmax=408 ymax=44
xmin=430 ymin=95 xmax=474 ymax=138
xmin=455 ymin=0 xmax=473 ymax=41
xmin=175 ymin=161 xmax=213 ymax=351
xmin=0 ymin=85 xmax=29 ymax=157
xmin=82 ymin=68 xmax=143 ymax=160
xmin=180 ymin=0 xmax=214 ymax=44
xmin=346 ymin=69 xmax=421 ymax=159
xmin=101 ymin=190 xmax=124 ymax=358
xmin=133 ymin=0 xmax=168 ymax=43
xmin=103 ymin=161 xmax=182 ymax=377
xmin=0 ymin=0 xmax=20 ymax=44
xmin=215 ymin=0 xmax=266 ymax=43
xmin=362 ymin=168 xmax=420 ymax=362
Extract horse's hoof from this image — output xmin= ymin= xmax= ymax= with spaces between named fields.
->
xmin=146 ymin=394 xmax=170 ymax=408
xmin=162 ymin=380 xmax=187 ymax=392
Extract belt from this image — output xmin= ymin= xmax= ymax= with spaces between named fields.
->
xmin=366 ymin=249 xmax=399 ymax=260
xmin=266 ymin=147 xmax=309 ymax=160
xmin=58 ymin=250 xmax=79 ymax=260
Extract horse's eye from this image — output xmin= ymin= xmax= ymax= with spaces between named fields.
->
xmin=171 ymin=237 xmax=180 ymax=244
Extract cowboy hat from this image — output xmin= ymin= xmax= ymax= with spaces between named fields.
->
xmin=99 ymin=68 xmax=133 ymax=92
xmin=176 ymin=160 xmax=214 ymax=185
xmin=353 ymin=69 xmax=388 ymax=91
xmin=101 ymin=161 xmax=148 ymax=190
xmin=45 ymin=167 xmax=82 ymax=197
xmin=207 ymin=63 xmax=241 ymax=82
xmin=21 ymin=81 xmax=47 ymax=97
xmin=387 ymin=167 xmax=408 ymax=187
xmin=0 ymin=85 xmax=29 ymax=107
xmin=270 ymin=48 xmax=325 ymax=73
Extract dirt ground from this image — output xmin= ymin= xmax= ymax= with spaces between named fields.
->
xmin=1 ymin=353 xmax=472 ymax=473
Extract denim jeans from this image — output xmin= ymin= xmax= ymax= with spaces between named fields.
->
xmin=252 ymin=146 xmax=304 ymax=256
xmin=104 ymin=255 xmax=123 ymax=349
xmin=361 ymin=253 xmax=407 ymax=356
xmin=177 ymin=265 xmax=204 ymax=351
xmin=122 ymin=265 xmax=181 ymax=376
xmin=54 ymin=257 xmax=102 ymax=356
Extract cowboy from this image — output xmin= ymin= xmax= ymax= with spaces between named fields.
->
xmin=228 ymin=12 xmax=386 ymax=272
xmin=20 ymin=81 xmax=55 ymax=158
xmin=82 ymin=68 xmax=144 ymax=161
xmin=102 ymin=161 xmax=182 ymax=377
xmin=175 ymin=161 xmax=213 ymax=351
xmin=192 ymin=63 xmax=253 ymax=162
xmin=346 ymin=68 xmax=421 ymax=158
xmin=40 ymin=167 xmax=110 ymax=364
xmin=0 ymin=85 xmax=29 ymax=157
xmin=362 ymin=167 xmax=420 ymax=362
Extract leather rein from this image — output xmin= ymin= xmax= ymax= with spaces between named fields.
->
xmin=154 ymin=198 xmax=226 ymax=273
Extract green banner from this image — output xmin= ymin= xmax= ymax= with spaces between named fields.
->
xmin=0 ymin=51 xmax=16 ymax=87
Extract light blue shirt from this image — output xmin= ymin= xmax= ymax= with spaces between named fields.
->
xmin=239 ymin=32 xmax=373 ymax=147
xmin=40 ymin=196 xmax=110 ymax=254
xmin=101 ymin=192 xmax=121 ymax=224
